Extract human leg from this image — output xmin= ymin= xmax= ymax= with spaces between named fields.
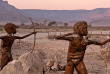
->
xmin=75 ymin=61 xmax=87 ymax=74
xmin=65 ymin=61 xmax=74 ymax=74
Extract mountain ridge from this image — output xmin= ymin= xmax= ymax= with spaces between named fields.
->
xmin=0 ymin=0 xmax=110 ymax=26
xmin=21 ymin=8 xmax=110 ymax=25
xmin=0 ymin=0 xmax=28 ymax=24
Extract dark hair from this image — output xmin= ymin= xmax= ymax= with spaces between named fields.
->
xmin=4 ymin=23 xmax=16 ymax=34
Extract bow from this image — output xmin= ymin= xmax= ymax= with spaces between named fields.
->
xmin=30 ymin=17 xmax=36 ymax=52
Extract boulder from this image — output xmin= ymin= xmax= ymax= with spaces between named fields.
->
xmin=18 ymin=52 xmax=46 ymax=74
xmin=0 ymin=60 xmax=24 ymax=74
xmin=0 ymin=52 xmax=47 ymax=74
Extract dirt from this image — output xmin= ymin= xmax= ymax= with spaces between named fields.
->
xmin=0 ymin=28 xmax=110 ymax=74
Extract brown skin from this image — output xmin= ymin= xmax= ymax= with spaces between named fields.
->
xmin=0 ymin=32 xmax=36 ymax=70
xmin=55 ymin=27 xmax=110 ymax=74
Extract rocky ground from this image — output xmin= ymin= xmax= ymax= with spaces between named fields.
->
xmin=0 ymin=28 xmax=110 ymax=74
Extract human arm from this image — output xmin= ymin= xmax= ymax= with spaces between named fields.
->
xmin=15 ymin=32 xmax=37 ymax=39
xmin=0 ymin=36 xmax=7 ymax=39
xmin=55 ymin=33 xmax=74 ymax=41
xmin=88 ymin=39 xmax=110 ymax=45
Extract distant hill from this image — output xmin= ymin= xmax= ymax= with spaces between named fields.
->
xmin=0 ymin=0 xmax=110 ymax=26
xmin=0 ymin=0 xmax=28 ymax=24
xmin=21 ymin=8 xmax=110 ymax=26
xmin=0 ymin=0 xmax=49 ymax=25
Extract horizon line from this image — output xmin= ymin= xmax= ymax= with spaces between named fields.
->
xmin=19 ymin=7 xmax=110 ymax=11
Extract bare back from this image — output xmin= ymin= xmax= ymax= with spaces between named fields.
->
xmin=1 ymin=36 xmax=15 ymax=50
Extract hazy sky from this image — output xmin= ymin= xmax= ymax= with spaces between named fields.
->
xmin=8 ymin=0 xmax=110 ymax=10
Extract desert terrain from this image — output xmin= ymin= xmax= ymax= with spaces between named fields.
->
xmin=0 ymin=26 xmax=110 ymax=74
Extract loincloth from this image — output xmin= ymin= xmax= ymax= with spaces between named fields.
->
xmin=67 ymin=53 xmax=84 ymax=65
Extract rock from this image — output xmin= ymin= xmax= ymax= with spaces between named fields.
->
xmin=0 ymin=52 xmax=47 ymax=74
xmin=0 ymin=60 xmax=24 ymax=74
xmin=58 ymin=64 xmax=66 ymax=71
xmin=46 ymin=60 xmax=66 ymax=71
xmin=51 ymin=62 xmax=59 ymax=71
xmin=46 ymin=59 xmax=55 ymax=67
xmin=18 ymin=52 xmax=46 ymax=74
xmin=51 ymin=54 xmax=60 ymax=71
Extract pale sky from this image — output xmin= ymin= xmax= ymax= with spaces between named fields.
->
xmin=7 ymin=0 xmax=110 ymax=10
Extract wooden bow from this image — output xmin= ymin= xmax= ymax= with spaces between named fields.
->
xmin=30 ymin=17 xmax=36 ymax=52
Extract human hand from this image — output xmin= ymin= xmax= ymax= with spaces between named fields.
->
xmin=32 ymin=31 xmax=37 ymax=34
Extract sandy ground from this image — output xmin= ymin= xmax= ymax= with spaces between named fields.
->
xmin=0 ymin=29 xmax=110 ymax=74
